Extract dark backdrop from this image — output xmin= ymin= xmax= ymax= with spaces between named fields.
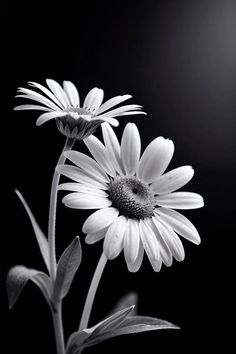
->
xmin=2 ymin=0 xmax=235 ymax=353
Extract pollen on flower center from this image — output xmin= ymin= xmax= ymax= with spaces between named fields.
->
xmin=64 ymin=107 xmax=92 ymax=121
xmin=108 ymin=176 xmax=156 ymax=219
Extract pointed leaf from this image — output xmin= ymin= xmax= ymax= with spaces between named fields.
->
xmin=53 ymin=236 xmax=82 ymax=303
xmin=6 ymin=265 xmax=51 ymax=309
xmin=15 ymin=190 xmax=49 ymax=272
xmin=110 ymin=292 xmax=138 ymax=317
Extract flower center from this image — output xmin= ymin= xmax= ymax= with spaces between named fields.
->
xmin=108 ymin=176 xmax=156 ymax=219
xmin=64 ymin=107 xmax=92 ymax=121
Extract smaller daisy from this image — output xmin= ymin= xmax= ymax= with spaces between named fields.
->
xmin=57 ymin=123 xmax=204 ymax=272
xmin=14 ymin=79 xmax=145 ymax=139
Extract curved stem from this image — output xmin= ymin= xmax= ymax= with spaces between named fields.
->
xmin=48 ymin=137 xmax=75 ymax=282
xmin=79 ymin=252 xmax=107 ymax=331
xmin=51 ymin=303 xmax=65 ymax=354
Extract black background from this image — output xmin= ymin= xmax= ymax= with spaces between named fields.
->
xmin=1 ymin=0 xmax=235 ymax=353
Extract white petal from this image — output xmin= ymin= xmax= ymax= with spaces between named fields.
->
xmin=56 ymin=165 xmax=108 ymax=189
xmin=83 ymin=87 xmax=104 ymax=112
xmin=82 ymin=207 xmax=119 ymax=234
xmin=84 ymin=135 xmax=116 ymax=177
xmin=103 ymin=216 xmax=127 ymax=259
xmin=138 ymin=137 xmax=174 ymax=183
xmin=58 ymin=183 xmax=108 ymax=197
xmin=124 ymin=219 xmax=140 ymax=264
xmin=151 ymin=166 xmax=194 ymax=194
xmin=28 ymin=81 xmax=64 ymax=109
xmin=116 ymin=111 xmax=147 ymax=117
xmin=102 ymin=122 xmax=125 ymax=175
xmin=17 ymin=88 xmax=61 ymax=111
xmin=85 ymin=227 xmax=107 ymax=244
xmin=139 ymin=220 xmax=160 ymax=261
xmin=97 ymin=104 xmax=142 ymax=119
xmin=63 ymin=81 xmax=80 ymax=107
xmin=126 ymin=241 xmax=144 ymax=273
xmin=155 ymin=192 xmax=204 ymax=209
xmin=98 ymin=117 xmax=119 ymax=126
xmin=95 ymin=95 xmax=132 ymax=115
xmin=156 ymin=208 xmax=201 ymax=244
xmin=14 ymin=104 xmax=52 ymax=112
xmin=154 ymin=218 xmax=185 ymax=261
xmin=36 ymin=111 xmax=67 ymax=126
xmin=62 ymin=193 xmax=111 ymax=209
xmin=46 ymin=79 xmax=70 ymax=108
xmin=64 ymin=150 xmax=109 ymax=183
xmin=120 ymin=123 xmax=141 ymax=175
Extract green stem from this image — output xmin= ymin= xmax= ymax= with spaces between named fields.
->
xmin=48 ymin=137 xmax=75 ymax=282
xmin=79 ymin=252 xmax=107 ymax=331
xmin=51 ymin=303 xmax=65 ymax=354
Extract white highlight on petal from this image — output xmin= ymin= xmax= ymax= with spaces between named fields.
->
xmin=63 ymin=81 xmax=80 ymax=107
xmin=83 ymin=87 xmax=104 ymax=113
xmin=82 ymin=207 xmax=119 ymax=234
xmin=36 ymin=111 xmax=67 ymax=126
xmin=155 ymin=192 xmax=204 ymax=209
xmin=102 ymin=122 xmax=125 ymax=175
xmin=64 ymin=151 xmax=109 ymax=183
xmin=85 ymin=227 xmax=107 ymax=244
xmin=154 ymin=217 xmax=185 ymax=262
xmin=95 ymin=95 xmax=132 ymax=115
xmin=120 ymin=123 xmax=141 ymax=175
xmin=103 ymin=216 xmax=127 ymax=259
xmin=14 ymin=104 xmax=52 ymax=112
xmin=124 ymin=219 xmax=140 ymax=264
xmin=84 ymin=135 xmax=116 ymax=177
xmin=151 ymin=166 xmax=194 ymax=194
xmin=16 ymin=88 xmax=61 ymax=111
xmin=138 ymin=137 xmax=174 ymax=183
xmin=139 ymin=220 xmax=160 ymax=262
xmin=156 ymin=208 xmax=201 ymax=244
xmin=97 ymin=117 xmax=119 ymax=127
xmin=62 ymin=192 xmax=111 ymax=209
xmin=46 ymin=79 xmax=70 ymax=108
xmin=58 ymin=183 xmax=108 ymax=197
xmin=127 ymin=241 xmax=144 ymax=273
xmin=28 ymin=81 xmax=64 ymax=109
xmin=97 ymin=104 xmax=142 ymax=119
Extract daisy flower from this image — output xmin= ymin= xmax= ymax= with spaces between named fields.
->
xmin=14 ymin=79 xmax=145 ymax=139
xmin=57 ymin=123 xmax=204 ymax=272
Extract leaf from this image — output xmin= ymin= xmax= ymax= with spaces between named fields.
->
xmin=15 ymin=189 xmax=50 ymax=272
xmin=109 ymin=292 xmax=138 ymax=317
xmin=52 ymin=236 xmax=82 ymax=304
xmin=6 ymin=265 xmax=51 ymax=309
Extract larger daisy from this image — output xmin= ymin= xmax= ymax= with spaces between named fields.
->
xmin=57 ymin=123 xmax=204 ymax=272
xmin=14 ymin=79 xmax=145 ymax=139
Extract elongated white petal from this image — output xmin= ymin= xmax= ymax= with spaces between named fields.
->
xmin=139 ymin=220 xmax=160 ymax=261
xmin=58 ymin=183 xmax=108 ymax=197
xmin=121 ymin=123 xmax=141 ymax=175
xmin=124 ymin=219 xmax=140 ymax=264
xmin=127 ymin=240 xmax=144 ymax=272
xmin=154 ymin=217 xmax=185 ymax=261
xmin=82 ymin=207 xmax=119 ymax=234
xmin=103 ymin=216 xmax=127 ymax=259
xmin=155 ymin=208 xmax=201 ymax=244
xmin=155 ymin=192 xmax=204 ymax=209
xmin=97 ymin=117 xmax=119 ymax=126
xmin=84 ymin=135 xmax=116 ymax=177
xmin=102 ymin=122 xmax=125 ymax=175
xmin=56 ymin=165 xmax=107 ymax=189
xmin=64 ymin=151 xmax=109 ymax=182
xmin=46 ymin=79 xmax=70 ymax=108
xmin=138 ymin=137 xmax=174 ymax=183
xmin=97 ymin=104 xmax=142 ymax=119
xmin=36 ymin=111 xmax=66 ymax=126
xmin=63 ymin=81 xmax=80 ymax=107
xmin=151 ymin=166 xmax=194 ymax=194
xmin=85 ymin=227 xmax=107 ymax=244
xmin=14 ymin=104 xmax=52 ymax=112
xmin=62 ymin=193 xmax=111 ymax=209
xmin=17 ymin=88 xmax=62 ymax=111
xmin=116 ymin=111 xmax=147 ymax=117
xmin=83 ymin=87 xmax=104 ymax=112
xmin=28 ymin=81 xmax=64 ymax=109
xmin=95 ymin=95 xmax=132 ymax=115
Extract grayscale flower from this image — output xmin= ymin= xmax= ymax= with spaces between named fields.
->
xmin=14 ymin=80 xmax=145 ymax=139
xmin=58 ymin=123 xmax=204 ymax=272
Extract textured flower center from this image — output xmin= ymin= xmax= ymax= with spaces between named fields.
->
xmin=64 ymin=107 xmax=92 ymax=121
xmin=109 ymin=176 xmax=156 ymax=219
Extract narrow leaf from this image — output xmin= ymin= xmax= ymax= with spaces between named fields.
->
xmin=6 ymin=265 xmax=51 ymax=309
xmin=15 ymin=190 xmax=49 ymax=272
xmin=53 ymin=236 xmax=82 ymax=303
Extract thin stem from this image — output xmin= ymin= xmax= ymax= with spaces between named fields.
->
xmin=48 ymin=137 xmax=75 ymax=282
xmin=79 ymin=252 xmax=107 ymax=331
xmin=51 ymin=303 xmax=65 ymax=354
